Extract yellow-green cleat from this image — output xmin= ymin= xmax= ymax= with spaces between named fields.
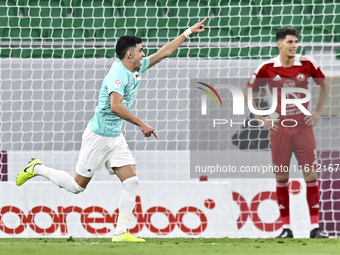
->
xmin=112 ymin=232 xmax=145 ymax=243
xmin=16 ymin=158 xmax=42 ymax=186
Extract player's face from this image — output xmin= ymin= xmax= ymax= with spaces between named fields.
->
xmin=277 ymin=35 xmax=298 ymax=59
xmin=131 ymin=43 xmax=145 ymax=70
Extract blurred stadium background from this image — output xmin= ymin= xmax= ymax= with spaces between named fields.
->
xmin=0 ymin=0 xmax=339 ymax=239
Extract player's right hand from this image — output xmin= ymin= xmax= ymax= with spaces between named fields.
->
xmin=139 ymin=122 xmax=158 ymax=140
xmin=190 ymin=17 xmax=207 ymax=34
xmin=258 ymin=116 xmax=279 ymax=132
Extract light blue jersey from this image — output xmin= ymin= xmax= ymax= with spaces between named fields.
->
xmin=88 ymin=57 xmax=150 ymax=137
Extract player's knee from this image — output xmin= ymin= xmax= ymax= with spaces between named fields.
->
xmin=123 ymin=176 xmax=139 ymax=191
xmin=304 ymin=175 xmax=318 ymax=183
xmin=276 ymin=173 xmax=289 ymax=182
xmin=303 ymin=168 xmax=318 ymax=182
xmin=72 ymin=179 xmax=85 ymax=194
xmin=276 ymin=178 xmax=289 ymax=183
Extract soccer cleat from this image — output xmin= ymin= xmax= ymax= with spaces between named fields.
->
xmin=112 ymin=232 xmax=145 ymax=243
xmin=276 ymin=228 xmax=294 ymax=238
xmin=16 ymin=158 xmax=42 ymax=186
xmin=310 ymin=228 xmax=329 ymax=238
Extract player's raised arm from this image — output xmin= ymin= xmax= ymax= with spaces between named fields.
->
xmin=304 ymin=78 xmax=330 ymax=126
xmin=148 ymin=17 xmax=207 ymax=69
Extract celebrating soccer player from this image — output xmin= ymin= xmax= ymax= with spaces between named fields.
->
xmin=16 ymin=18 xmax=207 ymax=242
xmin=243 ymin=27 xmax=330 ymax=238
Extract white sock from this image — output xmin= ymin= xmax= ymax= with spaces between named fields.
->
xmin=282 ymin=224 xmax=291 ymax=230
xmin=311 ymin=223 xmax=319 ymax=230
xmin=115 ymin=176 xmax=139 ymax=236
xmin=34 ymin=165 xmax=84 ymax=194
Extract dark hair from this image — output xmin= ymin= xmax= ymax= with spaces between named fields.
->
xmin=276 ymin=27 xmax=299 ymax=42
xmin=115 ymin=36 xmax=142 ymax=60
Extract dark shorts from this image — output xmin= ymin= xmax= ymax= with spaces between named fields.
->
xmin=270 ymin=125 xmax=317 ymax=173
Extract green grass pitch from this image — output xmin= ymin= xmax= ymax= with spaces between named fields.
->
xmin=0 ymin=238 xmax=339 ymax=255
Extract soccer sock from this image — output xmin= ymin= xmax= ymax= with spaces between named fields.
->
xmin=115 ymin=176 xmax=139 ymax=236
xmin=276 ymin=181 xmax=290 ymax=228
xmin=306 ymin=180 xmax=320 ymax=229
xmin=34 ymin=165 xmax=84 ymax=194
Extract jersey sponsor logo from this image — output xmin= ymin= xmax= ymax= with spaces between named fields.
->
xmin=114 ymin=79 xmax=121 ymax=89
xmin=273 ymin=74 xmax=281 ymax=81
xmin=283 ymin=80 xmax=295 ymax=87
xmin=296 ymin=73 xmax=305 ymax=81
xmin=134 ymin=72 xmax=141 ymax=80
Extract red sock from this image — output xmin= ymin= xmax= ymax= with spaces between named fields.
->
xmin=306 ymin=180 xmax=320 ymax=225
xmin=276 ymin=181 xmax=290 ymax=225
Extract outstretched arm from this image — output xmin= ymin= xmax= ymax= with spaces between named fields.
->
xmin=304 ymin=78 xmax=330 ymax=126
xmin=110 ymin=92 xmax=158 ymax=139
xmin=148 ymin=17 xmax=207 ymax=69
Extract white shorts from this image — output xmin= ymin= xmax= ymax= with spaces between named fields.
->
xmin=75 ymin=127 xmax=135 ymax=178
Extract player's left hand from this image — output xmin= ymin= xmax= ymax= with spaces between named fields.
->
xmin=190 ymin=17 xmax=207 ymax=34
xmin=304 ymin=111 xmax=322 ymax=126
xmin=261 ymin=116 xmax=279 ymax=132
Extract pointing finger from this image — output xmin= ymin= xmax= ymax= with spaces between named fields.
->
xmin=152 ymin=130 xmax=158 ymax=140
xmin=200 ymin=17 xmax=208 ymax=24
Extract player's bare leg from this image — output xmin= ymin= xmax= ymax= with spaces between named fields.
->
xmin=111 ymin=164 xmax=145 ymax=242
xmin=114 ymin=164 xmax=137 ymax=182
xmin=74 ymin=173 xmax=91 ymax=188
xmin=275 ymin=172 xmax=293 ymax=238
xmin=276 ymin=173 xmax=289 ymax=183
xmin=303 ymin=167 xmax=328 ymax=238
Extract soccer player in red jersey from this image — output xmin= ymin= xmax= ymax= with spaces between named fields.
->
xmin=243 ymin=27 xmax=330 ymax=238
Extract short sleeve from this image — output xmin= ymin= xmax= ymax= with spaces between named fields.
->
xmin=139 ymin=57 xmax=150 ymax=73
xmin=310 ymin=61 xmax=325 ymax=85
xmin=106 ymin=71 xmax=128 ymax=96
xmin=246 ymin=66 xmax=266 ymax=90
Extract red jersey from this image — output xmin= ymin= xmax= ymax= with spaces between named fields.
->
xmin=246 ymin=54 xmax=325 ymax=124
